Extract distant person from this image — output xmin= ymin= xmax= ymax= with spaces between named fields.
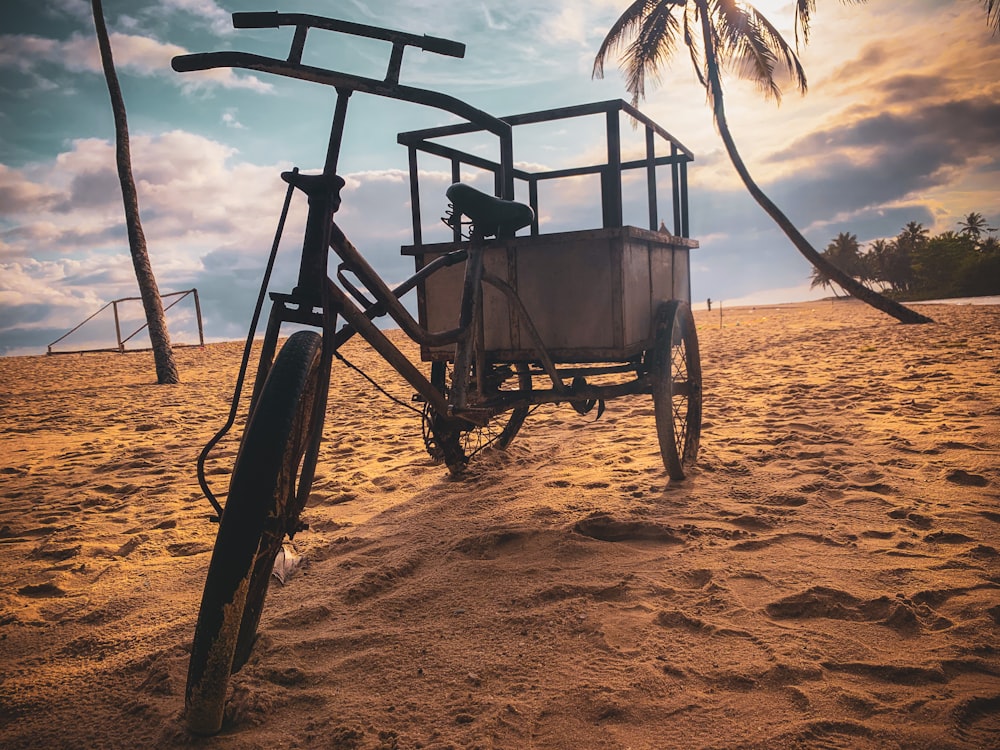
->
xmin=707 ymin=297 xmax=712 ymax=311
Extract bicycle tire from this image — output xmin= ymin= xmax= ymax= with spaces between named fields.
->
xmin=650 ymin=301 xmax=702 ymax=480
xmin=185 ymin=330 xmax=323 ymax=735
xmin=422 ymin=361 xmax=530 ymax=471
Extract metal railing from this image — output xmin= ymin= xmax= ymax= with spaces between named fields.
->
xmin=397 ymin=99 xmax=694 ymax=245
xmin=46 ymin=288 xmax=204 ymax=355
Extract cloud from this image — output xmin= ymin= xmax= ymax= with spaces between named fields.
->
xmin=0 ymin=31 xmax=271 ymax=92
xmin=0 ymin=165 xmax=61 ymax=215
xmin=221 ymin=110 xmax=244 ymax=129
xmin=45 ymin=0 xmax=93 ymax=23
xmin=829 ymin=42 xmax=891 ymax=84
xmin=0 ymin=131 xmax=294 ymax=351
xmin=763 ymin=96 xmax=1000 ymax=227
xmin=159 ymin=0 xmax=233 ymax=35
xmin=0 ymin=256 xmax=116 ymax=327
xmin=0 ymin=132 xmax=288 ymax=262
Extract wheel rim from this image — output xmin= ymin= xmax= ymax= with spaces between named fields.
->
xmin=669 ymin=309 xmax=699 ymax=464
xmin=652 ymin=301 xmax=701 ymax=478
xmin=421 ymin=361 xmax=530 ymax=465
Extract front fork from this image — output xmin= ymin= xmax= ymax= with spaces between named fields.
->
xmin=244 ymin=171 xmax=343 ymax=521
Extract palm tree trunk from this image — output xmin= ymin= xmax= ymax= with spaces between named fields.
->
xmin=91 ymin=0 xmax=181 ymax=382
xmin=695 ymin=2 xmax=931 ymax=325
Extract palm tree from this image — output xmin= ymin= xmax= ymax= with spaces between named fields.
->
xmin=810 ymin=232 xmax=862 ymax=295
xmin=957 ymin=211 xmax=997 ymax=241
xmin=864 ymin=238 xmax=893 ymax=292
xmin=91 ymin=0 xmax=179 ymax=383
xmin=896 ymin=221 xmax=929 ymax=257
xmin=827 ymin=232 xmax=862 ymax=275
xmin=809 ymin=263 xmax=839 ymax=296
xmin=593 ymin=0 xmax=933 ymax=324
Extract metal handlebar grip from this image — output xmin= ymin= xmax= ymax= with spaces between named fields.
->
xmin=421 ymin=35 xmax=465 ymax=58
xmin=232 ymin=11 xmax=280 ymax=29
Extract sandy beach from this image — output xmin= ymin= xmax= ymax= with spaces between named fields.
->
xmin=1 ymin=299 xmax=998 ymax=749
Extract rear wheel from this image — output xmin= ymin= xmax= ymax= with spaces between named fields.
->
xmin=650 ymin=301 xmax=702 ymax=479
xmin=422 ymin=361 xmax=531 ymax=472
xmin=185 ymin=331 xmax=323 ymax=735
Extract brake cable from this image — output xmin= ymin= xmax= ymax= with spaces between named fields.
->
xmin=195 ymin=172 xmax=298 ymax=520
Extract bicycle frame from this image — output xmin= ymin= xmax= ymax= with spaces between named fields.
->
xmin=179 ymin=15 xmax=703 ymax=737
xmin=174 ymin=12 xmax=522 ymax=505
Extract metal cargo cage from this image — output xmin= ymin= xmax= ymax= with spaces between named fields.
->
xmin=397 ymin=99 xmax=698 ymax=364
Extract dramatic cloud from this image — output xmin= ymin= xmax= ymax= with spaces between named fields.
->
xmin=159 ymin=0 xmax=233 ymax=35
xmin=0 ymin=166 xmax=61 ymax=217
xmin=764 ymin=96 xmax=1000 ymax=230
xmin=0 ymin=31 xmax=271 ymax=92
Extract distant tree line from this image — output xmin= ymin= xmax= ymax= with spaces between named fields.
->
xmin=810 ymin=213 xmax=1000 ymax=301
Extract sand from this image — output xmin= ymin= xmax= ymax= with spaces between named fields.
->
xmin=1 ymin=299 xmax=998 ymax=749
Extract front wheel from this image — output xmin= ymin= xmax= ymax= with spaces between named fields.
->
xmin=185 ymin=330 xmax=324 ymax=735
xmin=650 ymin=301 xmax=702 ymax=480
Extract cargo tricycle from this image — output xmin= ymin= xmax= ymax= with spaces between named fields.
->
xmin=172 ymin=10 xmax=702 ymax=734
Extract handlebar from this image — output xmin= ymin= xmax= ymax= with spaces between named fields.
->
xmin=231 ymin=12 xmax=465 ymax=58
xmin=171 ymin=10 xmax=515 ymax=199
xmin=231 ymin=11 xmax=280 ymax=28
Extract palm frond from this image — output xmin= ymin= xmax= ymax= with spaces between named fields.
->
xmin=750 ymin=8 xmax=808 ymax=96
xmin=683 ymin=7 xmax=708 ymax=93
xmin=709 ymin=1 xmax=807 ymax=103
xmin=987 ymin=0 xmax=1000 ymax=35
xmin=593 ymin=0 xmax=684 ymax=105
xmin=622 ymin=2 xmax=682 ymax=104
xmin=711 ymin=0 xmax=778 ymax=101
xmin=793 ymin=0 xmax=816 ymax=47
xmin=593 ymin=0 xmax=657 ymax=79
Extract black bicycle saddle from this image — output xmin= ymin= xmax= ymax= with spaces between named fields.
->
xmin=281 ymin=170 xmax=346 ymax=195
xmin=446 ymin=182 xmax=533 ymax=239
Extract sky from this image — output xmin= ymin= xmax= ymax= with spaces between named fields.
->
xmin=1 ymin=0 xmax=998 ymax=355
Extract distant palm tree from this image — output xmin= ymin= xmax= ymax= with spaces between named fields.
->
xmin=897 ymin=221 xmax=930 ymax=250
xmin=957 ymin=211 xmax=997 ymax=241
xmin=810 ymin=232 xmax=862 ymax=295
xmin=91 ymin=0 xmax=179 ymax=383
xmin=594 ymin=0 xmax=932 ymax=324
xmin=809 ymin=263 xmax=840 ymax=296
xmin=864 ymin=238 xmax=893 ymax=291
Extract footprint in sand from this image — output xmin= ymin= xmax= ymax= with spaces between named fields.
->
xmin=573 ymin=513 xmax=683 ymax=544
xmin=765 ymin=585 xmax=953 ymax=633
xmin=953 ymin=694 xmax=1000 ymax=745
xmin=944 ymin=469 xmax=989 ymax=487
xmin=17 ymin=582 xmax=67 ymax=598
xmin=888 ymin=508 xmax=934 ymax=529
xmin=544 ymin=479 xmax=573 ymax=488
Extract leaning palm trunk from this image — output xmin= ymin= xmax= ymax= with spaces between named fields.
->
xmin=694 ymin=7 xmax=931 ymax=324
xmin=91 ymin=0 xmax=180 ymax=382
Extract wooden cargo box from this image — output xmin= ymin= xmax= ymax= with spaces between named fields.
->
xmin=402 ymin=226 xmax=697 ymax=364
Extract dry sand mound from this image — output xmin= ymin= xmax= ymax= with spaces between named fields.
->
xmin=1 ymin=300 xmax=998 ymax=749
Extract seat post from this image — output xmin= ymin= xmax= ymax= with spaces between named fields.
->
xmin=324 ymin=87 xmax=352 ymax=177
xmin=292 ymin=88 xmax=352 ymax=306
xmin=449 ymin=230 xmax=486 ymax=409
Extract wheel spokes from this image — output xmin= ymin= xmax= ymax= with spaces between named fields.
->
xmin=670 ymin=335 xmax=691 ymax=459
